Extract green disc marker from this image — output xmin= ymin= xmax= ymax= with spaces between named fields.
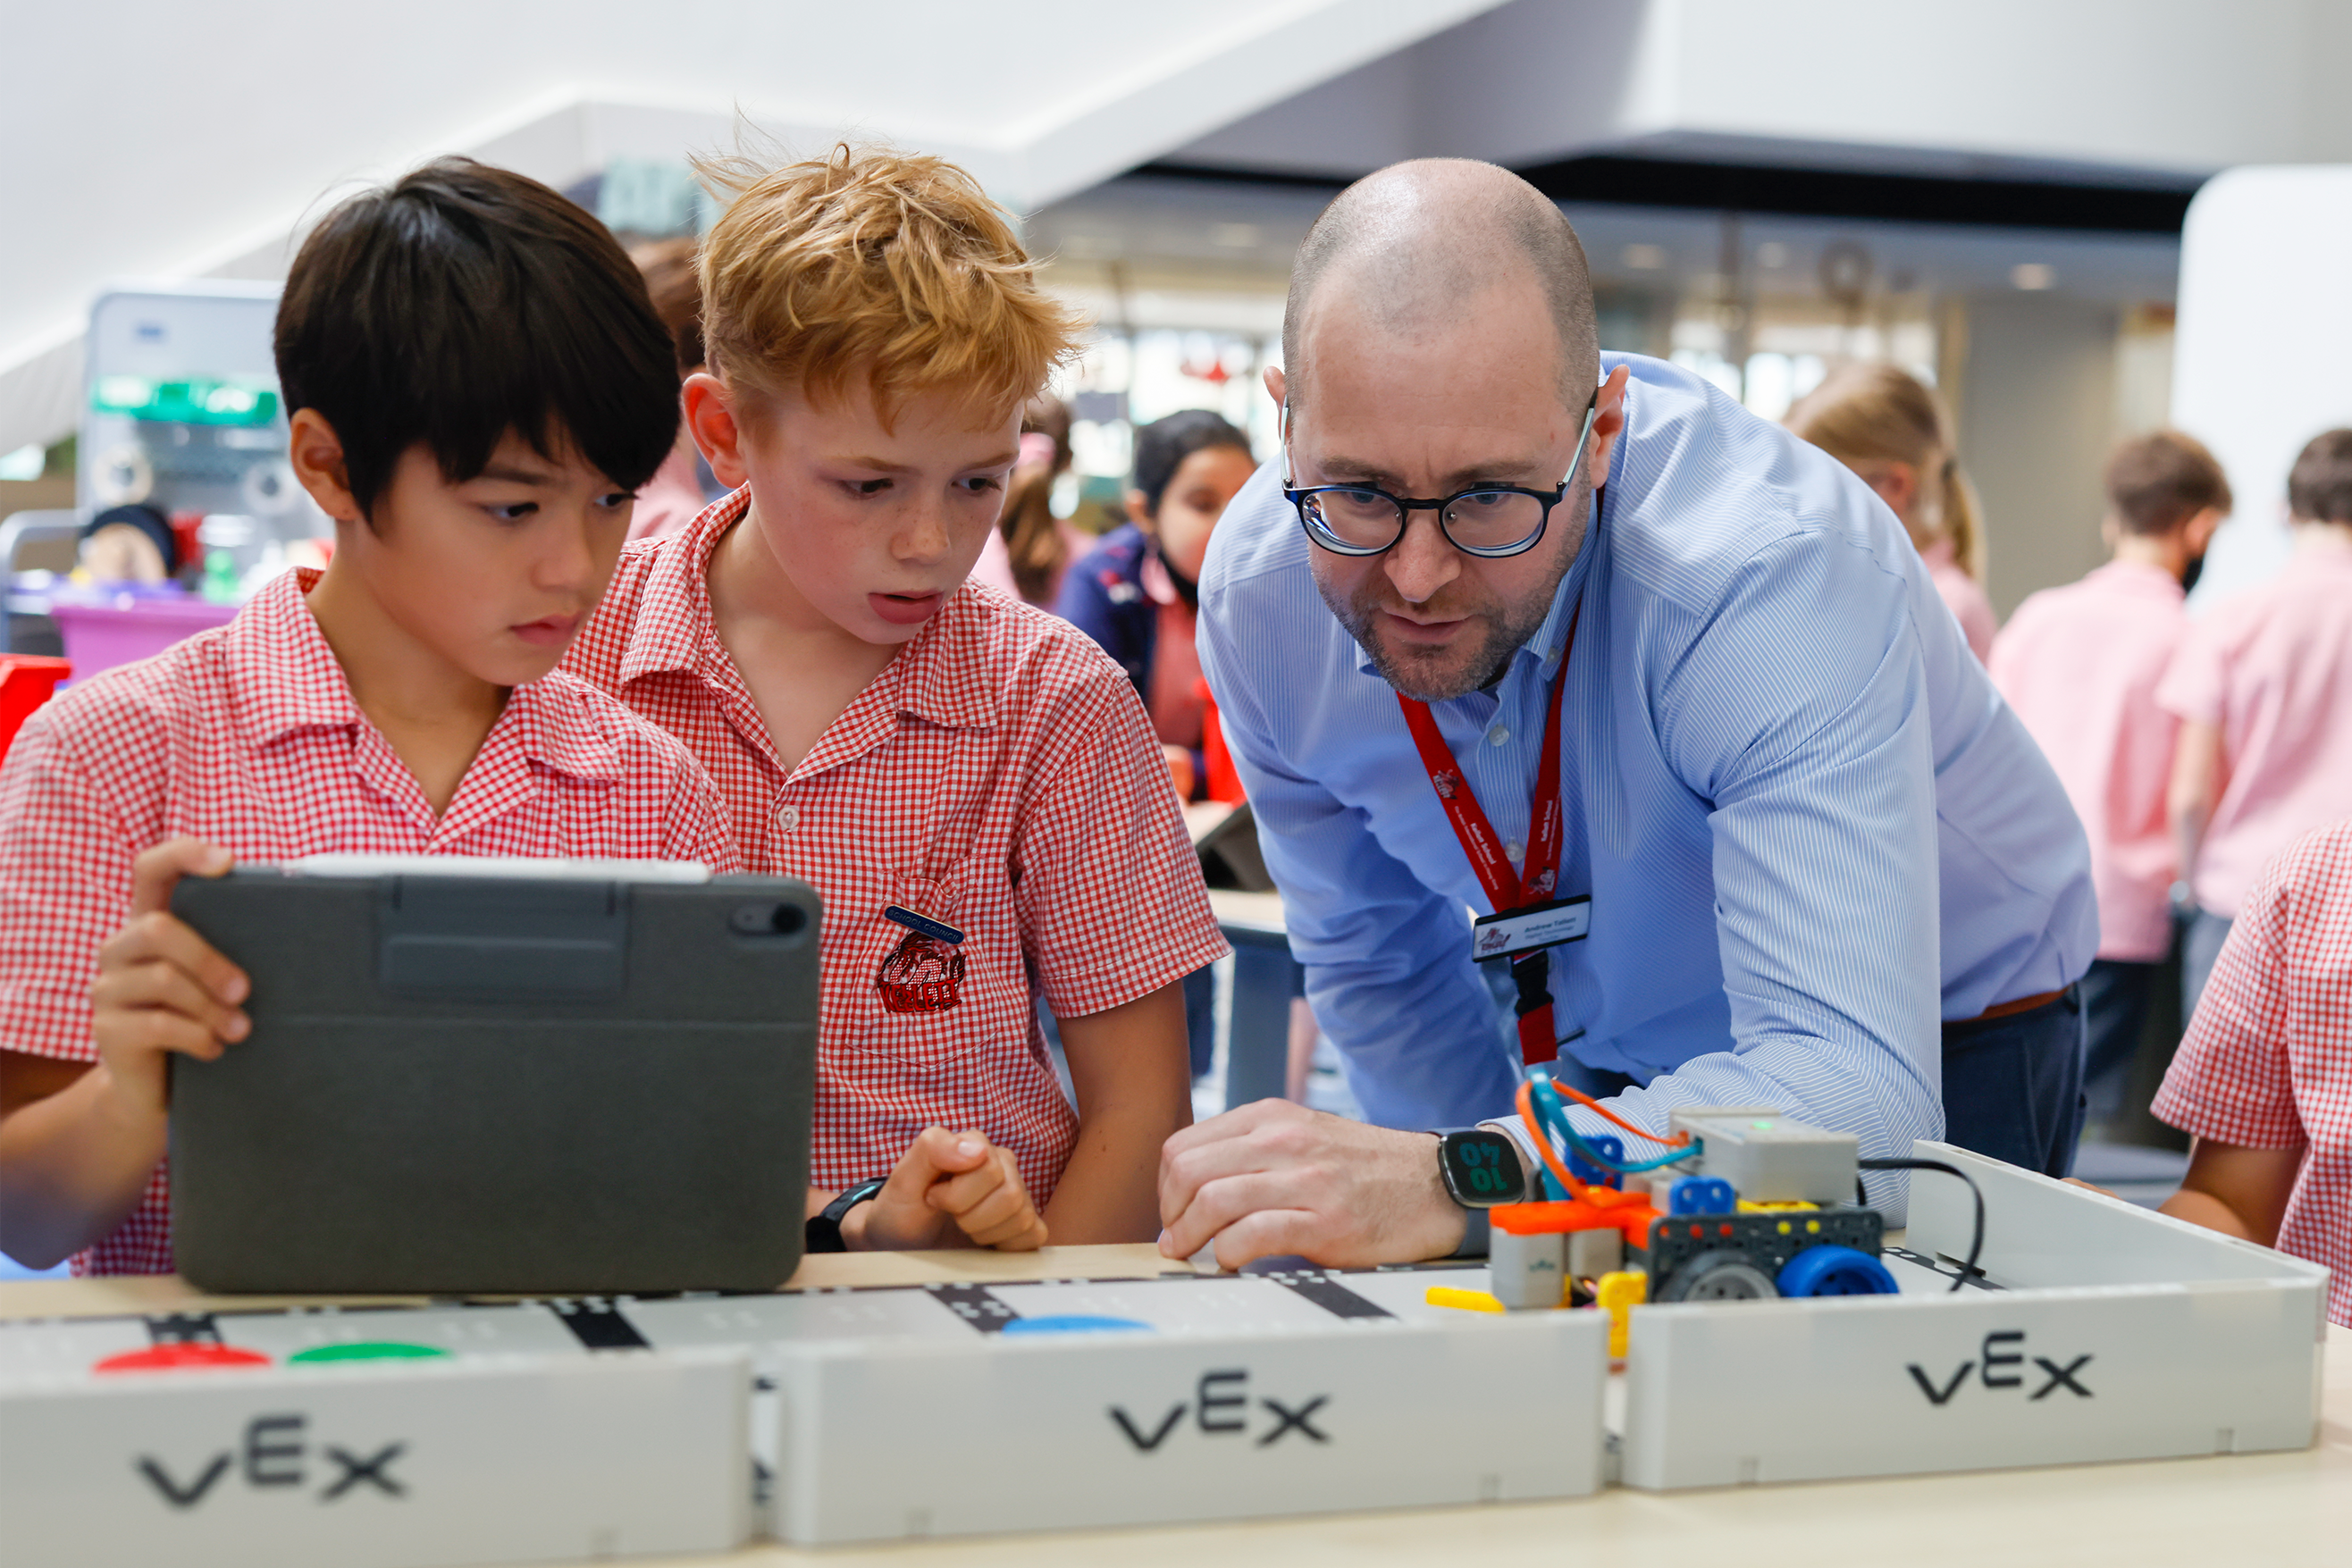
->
xmin=289 ymin=1341 xmax=451 ymax=1364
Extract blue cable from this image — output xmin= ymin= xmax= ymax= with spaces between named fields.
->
xmin=1527 ymin=1077 xmax=1700 ymax=1182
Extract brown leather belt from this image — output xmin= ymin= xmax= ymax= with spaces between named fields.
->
xmin=1973 ymin=987 xmax=2066 ymax=1022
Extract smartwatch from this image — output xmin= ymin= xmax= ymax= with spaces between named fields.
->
xmin=1437 ymin=1128 xmax=1528 ymax=1208
xmin=805 ymin=1178 xmax=889 ymax=1254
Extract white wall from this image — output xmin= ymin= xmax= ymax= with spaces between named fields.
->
xmin=2171 ymin=165 xmax=2352 ymax=609
xmin=0 ymin=0 xmax=1508 ymax=453
xmin=1181 ymin=0 xmax=2352 ymax=178
xmin=1953 ymin=294 xmax=2122 ymax=619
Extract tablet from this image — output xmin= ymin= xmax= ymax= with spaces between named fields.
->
xmin=168 ymin=857 xmax=819 ymax=1295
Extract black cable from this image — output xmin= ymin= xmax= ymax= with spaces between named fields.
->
xmin=1860 ymin=1157 xmax=1985 ymax=1293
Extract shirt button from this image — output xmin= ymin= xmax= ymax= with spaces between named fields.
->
xmin=1487 ymin=725 xmax=1509 ymax=746
xmin=774 ymin=802 xmax=800 ymax=835
xmin=1506 ymin=841 xmax=1525 ymax=863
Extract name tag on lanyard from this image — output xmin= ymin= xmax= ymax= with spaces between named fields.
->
xmin=1473 ymin=895 xmax=1590 ymax=960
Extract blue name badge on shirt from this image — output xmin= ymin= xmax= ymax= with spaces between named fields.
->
xmin=1472 ymin=896 xmax=1590 ymax=960
xmin=885 ymin=905 xmax=966 ymax=946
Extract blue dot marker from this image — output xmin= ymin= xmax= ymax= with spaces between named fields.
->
xmin=1000 ymin=1315 xmax=1153 ymax=1336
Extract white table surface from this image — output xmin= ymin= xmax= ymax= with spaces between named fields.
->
xmin=5 ymin=1244 xmax=2340 ymax=1567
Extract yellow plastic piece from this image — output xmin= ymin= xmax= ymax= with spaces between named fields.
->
xmin=1736 ymin=1199 xmax=1819 ymax=1212
xmin=1425 ymin=1286 xmax=1506 ymax=1314
xmin=1595 ymin=1270 xmax=1647 ymax=1358
xmin=1806 ymin=1219 xmax=1822 ymax=1233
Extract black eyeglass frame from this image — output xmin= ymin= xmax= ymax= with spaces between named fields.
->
xmin=1281 ymin=397 xmax=1600 ymax=560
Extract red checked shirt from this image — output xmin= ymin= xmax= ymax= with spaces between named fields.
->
xmin=0 ymin=568 xmax=736 ymax=1275
xmin=2153 ymin=821 xmax=2352 ymax=1328
xmin=563 ymin=490 xmax=1229 ymax=1203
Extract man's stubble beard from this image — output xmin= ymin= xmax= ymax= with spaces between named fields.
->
xmin=1316 ymin=505 xmax=1586 ymax=702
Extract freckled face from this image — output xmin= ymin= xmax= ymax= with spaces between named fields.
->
xmin=727 ymin=381 xmax=1021 ymax=644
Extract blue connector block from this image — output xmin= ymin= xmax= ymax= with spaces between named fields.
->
xmin=1568 ymin=1135 xmax=1625 ymax=1188
xmin=1776 ymin=1245 xmax=1899 ymax=1296
xmin=1667 ymin=1175 xmax=1737 ymax=1216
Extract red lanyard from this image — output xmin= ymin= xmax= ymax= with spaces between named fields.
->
xmin=1396 ymin=601 xmax=1581 ymax=1064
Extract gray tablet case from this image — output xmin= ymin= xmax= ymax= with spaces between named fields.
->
xmin=168 ymin=859 xmax=819 ymax=1295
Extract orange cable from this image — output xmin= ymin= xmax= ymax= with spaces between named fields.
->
xmin=1541 ymin=1077 xmax=1691 ymax=1148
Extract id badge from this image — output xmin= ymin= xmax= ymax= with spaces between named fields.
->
xmin=1472 ymin=896 xmax=1590 ymax=960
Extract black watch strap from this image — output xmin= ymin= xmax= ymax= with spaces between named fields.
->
xmin=806 ymin=1177 xmax=889 ymax=1254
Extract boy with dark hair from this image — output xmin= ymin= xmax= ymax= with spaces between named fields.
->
xmin=2159 ymin=427 xmax=2352 ymax=1019
xmin=1989 ymin=429 xmax=2230 ymax=1129
xmin=0 ymin=157 xmax=744 ymax=1274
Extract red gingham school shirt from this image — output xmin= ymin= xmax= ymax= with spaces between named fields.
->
xmin=0 ymin=568 xmax=737 ymax=1275
xmin=564 ymin=490 xmax=1230 ymax=1205
xmin=2153 ymin=820 xmax=2352 ymax=1328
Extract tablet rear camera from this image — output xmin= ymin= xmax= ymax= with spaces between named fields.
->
xmin=730 ymin=902 xmax=807 ymax=937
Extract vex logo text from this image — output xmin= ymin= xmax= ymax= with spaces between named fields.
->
xmin=137 ymin=1413 xmax=407 ymax=1509
xmin=1109 ymin=1369 xmax=1331 ymax=1453
xmin=1907 ymin=1331 xmax=2094 ymax=1406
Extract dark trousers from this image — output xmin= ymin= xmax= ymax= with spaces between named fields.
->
xmin=1941 ymin=985 xmax=2087 ymax=1178
xmin=1182 ymin=965 xmax=1217 ymax=1080
xmin=2181 ymin=909 xmax=2234 ymax=1027
xmin=2079 ymin=959 xmax=2162 ymax=1128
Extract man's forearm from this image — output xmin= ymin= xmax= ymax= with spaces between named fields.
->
xmin=0 ymin=1065 xmax=165 ymax=1270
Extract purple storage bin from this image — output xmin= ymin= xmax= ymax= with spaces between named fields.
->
xmin=47 ymin=586 xmax=240 ymax=679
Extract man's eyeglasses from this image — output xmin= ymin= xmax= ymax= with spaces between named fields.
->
xmin=1282 ymin=398 xmax=1600 ymax=560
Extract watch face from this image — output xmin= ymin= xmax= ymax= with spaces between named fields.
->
xmin=1441 ymin=1131 xmax=1524 ymax=1207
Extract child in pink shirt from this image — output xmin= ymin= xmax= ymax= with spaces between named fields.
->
xmin=1785 ymin=362 xmax=1998 ymax=662
xmin=1991 ymin=431 xmax=2229 ymax=1128
xmin=2160 ymin=428 xmax=2352 ymax=1019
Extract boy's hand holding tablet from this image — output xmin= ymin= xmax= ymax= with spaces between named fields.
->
xmin=90 ymin=840 xmax=247 ymax=1119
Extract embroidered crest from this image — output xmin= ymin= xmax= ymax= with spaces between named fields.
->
xmin=878 ymin=930 xmax=966 ymax=1012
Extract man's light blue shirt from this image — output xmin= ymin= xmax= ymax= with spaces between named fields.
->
xmin=1197 ymin=354 xmax=2096 ymax=1186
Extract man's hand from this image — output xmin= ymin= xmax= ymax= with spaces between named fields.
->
xmin=1157 ymin=1099 xmax=1466 ymax=1270
xmin=89 ymin=841 xmax=246 ymax=1120
xmin=849 ymin=1127 xmax=1049 ymax=1252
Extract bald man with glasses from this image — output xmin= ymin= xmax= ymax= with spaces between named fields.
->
xmin=1160 ymin=159 xmax=2096 ymax=1270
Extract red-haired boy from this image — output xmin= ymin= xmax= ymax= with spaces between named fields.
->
xmin=565 ymin=147 xmax=1226 ymax=1251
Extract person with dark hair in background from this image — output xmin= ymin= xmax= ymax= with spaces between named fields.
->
xmin=626 ymin=237 xmax=727 ymax=543
xmin=1990 ymin=430 xmax=2230 ymax=1131
xmin=2160 ymin=427 xmax=2352 ymax=1019
xmin=971 ymin=397 xmax=1087 ymax=606
xmin=1055 ymin=410 xmax=1256 ymax=801
xmin=1056 ymin=410 xmax=1261 ymax=1086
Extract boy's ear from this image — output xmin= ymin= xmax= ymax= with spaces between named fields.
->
xmin=1125 ymin=489 xmax=1155 ymax=531
xmin=2184 ymin=505 xmax=2226 ymax=555
xmin=287 ymin=407 xmax=364 ymax=525
xmin=683 ymin=373 xmax=751 ymax=490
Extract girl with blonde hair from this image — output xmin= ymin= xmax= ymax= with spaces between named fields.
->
xmin=1785 ymin=363 xmax=1997 ymax=661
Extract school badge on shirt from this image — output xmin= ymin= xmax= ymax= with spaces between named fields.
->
xmin=878 ymin=903 xmax=967 ymax=1013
